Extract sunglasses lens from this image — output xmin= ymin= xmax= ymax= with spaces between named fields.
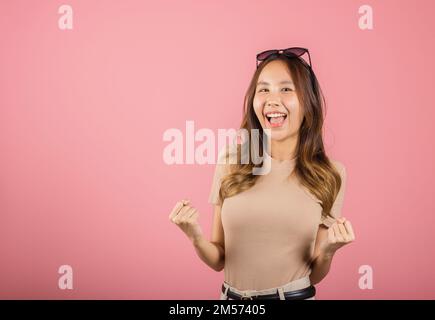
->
xmin=284 ymin=48 xmax=307 ymax=57
xmin=257 ymin=50 xmax=279 ymax=61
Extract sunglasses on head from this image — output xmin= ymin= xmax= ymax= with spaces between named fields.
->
xmin=256 ymin=47 xmax=312 ymax=69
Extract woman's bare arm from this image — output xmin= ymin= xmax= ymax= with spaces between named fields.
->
xmin=192 ymin=204 xmax=225 ymax=272
xmin=309 ymin=225 xmax=335 ymax=285
xmin=310 ymin=218 xmax=355 ymax=285
xmin=170 ymin=200 xmax=225 ymax=272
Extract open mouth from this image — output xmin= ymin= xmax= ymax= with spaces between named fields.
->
xmin=264 ymin=112 xmax=287 ymax=128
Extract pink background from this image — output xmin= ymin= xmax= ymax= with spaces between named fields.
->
xmin=1 ymin=0 xmax=434 ymax=299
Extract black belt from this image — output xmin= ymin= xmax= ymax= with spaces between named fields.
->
xmin=221 ymin=284 xmax=316 ymax=300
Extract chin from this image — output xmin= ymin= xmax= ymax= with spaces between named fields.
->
xmin=270 ymin=132 xmax=290 ymax=142
xmin=262 ymin=128 xmax=289 ymax=141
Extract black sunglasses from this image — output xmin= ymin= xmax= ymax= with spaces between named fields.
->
xmin=256 ymin=47 xmax=312 ymax=69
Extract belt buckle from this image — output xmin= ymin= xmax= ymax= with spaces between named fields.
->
xmin=240 ymin=293 xmax=254 ymax=300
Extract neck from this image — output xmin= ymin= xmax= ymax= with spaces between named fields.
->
xmin=270 ymin=135 xmax=298 ymax=161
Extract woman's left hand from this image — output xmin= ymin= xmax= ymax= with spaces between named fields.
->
xmin=321 ymin=217 xmax=355 ymax=257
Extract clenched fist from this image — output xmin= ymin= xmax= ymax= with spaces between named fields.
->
xmin=169 ymin=199 xmax=203 ymax=243
xmin=321 ymin=217 xmax=355 ymax=256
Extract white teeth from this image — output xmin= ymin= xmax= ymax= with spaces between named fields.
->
xmin=265 ymin=113 xmax=286 ymax=118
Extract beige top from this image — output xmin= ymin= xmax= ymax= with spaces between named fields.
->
xmin=208 ymin=146 xmax=347 ymax=291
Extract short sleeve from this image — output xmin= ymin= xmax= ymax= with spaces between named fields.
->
xmin=320 ymin=161 xmax=347 ymax=228
xmin=207 ymin=145 xmax=236 ymax=206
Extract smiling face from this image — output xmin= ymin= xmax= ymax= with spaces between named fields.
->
xmin=253 ymin=60 xmax=304 ymax=142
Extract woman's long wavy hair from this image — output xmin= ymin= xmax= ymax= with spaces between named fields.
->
xmin=219 ymin=54 xmax=342 ymax=219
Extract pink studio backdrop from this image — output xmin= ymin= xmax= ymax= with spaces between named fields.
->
xmin=1 ymin=0 xmax=434 ymax=299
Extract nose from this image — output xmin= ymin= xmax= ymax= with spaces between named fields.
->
xmin=266 ymin=101 xmax=280 ymax=108
xmin=265 ymin=92 xmax=281 ymax=106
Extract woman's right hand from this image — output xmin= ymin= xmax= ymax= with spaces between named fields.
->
xmin=169 ymin=200 xmax=204 ymax=243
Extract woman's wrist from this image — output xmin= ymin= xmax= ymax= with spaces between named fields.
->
xmin=318 ymin=249 xmax=336 ymax=260
xmin=191 ymin=234 xmax=205 ymax=247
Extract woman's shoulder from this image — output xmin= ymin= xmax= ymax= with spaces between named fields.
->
xmin=329 ymin=158 xmax=346 ymax=176
xmin=216 ymin=142 xmax=239 ymax=165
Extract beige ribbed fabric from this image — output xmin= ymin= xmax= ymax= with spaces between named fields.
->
xmin=208 ymin=146 xmax=347 ymax=291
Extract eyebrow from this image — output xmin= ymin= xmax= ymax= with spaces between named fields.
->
xmin=257 ymin=80 xmax=294 ymax=86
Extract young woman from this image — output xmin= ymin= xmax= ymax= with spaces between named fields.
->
xmin=169 ymin=47 xmax=355 ymax=300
